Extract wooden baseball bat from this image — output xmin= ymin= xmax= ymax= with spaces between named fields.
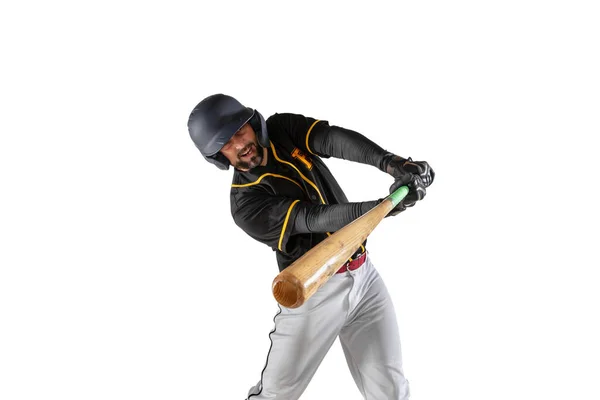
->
xmin=272 ymin=185 xmax=409 ymax=308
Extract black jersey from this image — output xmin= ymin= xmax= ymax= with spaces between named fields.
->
xmin=230 ymin=113 xmax=389 ymax=272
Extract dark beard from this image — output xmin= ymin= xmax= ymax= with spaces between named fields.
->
xmin=235 ymin=142 xmax=263 ymax=170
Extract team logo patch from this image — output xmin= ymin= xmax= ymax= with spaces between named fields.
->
xmin=291 ymin=148 xmax=313 ymax=170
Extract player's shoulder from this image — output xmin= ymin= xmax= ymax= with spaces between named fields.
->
xmin=230 ymin=169 xmax=271 ymax=194
xmin=267 ymin=112 xmax=320 ymax=140
xmin=229 ymin=170 xmax=274 ymax=217
xmin=266 ymin=112 xmax=306 ymax=121
xmin=266 ymin=112 xmax=313 ymax=126
xmin=231 ymin=168 xmax=257 ymax=187
xmin=265 ymin=113 xmax=294 ymax=144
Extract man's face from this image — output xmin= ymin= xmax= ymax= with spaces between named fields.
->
xmin=220 ymin=123 xmax=263 ymax=171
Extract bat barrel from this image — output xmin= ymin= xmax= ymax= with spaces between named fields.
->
xmin=271 ymin=186 xmax=410 ymax=308
xmin=272 ymin=272 xmax=305 ymax=308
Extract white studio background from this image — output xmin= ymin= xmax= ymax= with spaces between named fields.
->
xmin=1 ymin=1 xmax=598 ymax=400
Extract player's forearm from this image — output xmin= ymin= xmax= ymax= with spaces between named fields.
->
xmin=311 ymin=125 xmax=397 ymax=172
xmin=291 ymin=201 xmax=379 ymax=234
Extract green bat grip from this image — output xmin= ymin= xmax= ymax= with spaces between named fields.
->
xmin=387 ymin=185 xmax=409 ymax=208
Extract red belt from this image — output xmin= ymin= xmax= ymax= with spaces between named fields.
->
xmin=336 ymin=252 xmax=367 ymax=274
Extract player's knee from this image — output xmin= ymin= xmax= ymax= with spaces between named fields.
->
xmin=361 ymin=364 xmax=410 ymax=400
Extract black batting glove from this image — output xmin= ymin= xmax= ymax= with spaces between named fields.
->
xmin=381 ymin=176 xmax=425 ymax=217
xmin=384 ymin=154 xmax=435 ymax=188
xmin=381 ymin=153 xmax=431 ymax=217
xmin=402 ymin=158 xmax=435 ymax=187
xmin=387 ymin=173 xmax=426 ymax=216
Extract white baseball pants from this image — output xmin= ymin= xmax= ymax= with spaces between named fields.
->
xmin=246 ymin=254 xmax=410 ymax=399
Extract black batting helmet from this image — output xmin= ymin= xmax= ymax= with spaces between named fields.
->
xmin=187 ymin=94 xmax=269 ymax=170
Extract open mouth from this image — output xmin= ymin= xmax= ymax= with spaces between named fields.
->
xmin=239 ymin=145 xmax=254 ymax=158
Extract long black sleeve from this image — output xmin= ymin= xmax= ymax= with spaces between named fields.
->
xmin=291 ymin=200 xmax=379 ymax=234
xmin=309 ymin=124 xmax=396 ymax=172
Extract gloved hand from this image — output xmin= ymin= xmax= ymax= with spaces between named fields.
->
xmin=402 ymin=158 xmax=435 ymax=187
xmin=387 ymin=173 xmax=426 ymax=216
xmin=385 ymin=154 xmax=435 ymax=188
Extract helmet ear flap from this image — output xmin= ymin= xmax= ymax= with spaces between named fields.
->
xmin=203 ymin=153 xmax=230 ymax=170
xmin=250 ymin=111 xmax=269 ymax=148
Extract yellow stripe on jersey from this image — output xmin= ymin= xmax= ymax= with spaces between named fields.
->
xmin=231 ymin=173 xmax=305 ymax=193
xmin=279 ymin=200 xmax=300 ymax=251
xmin=305 ymin=120 xmax=321 ymax=155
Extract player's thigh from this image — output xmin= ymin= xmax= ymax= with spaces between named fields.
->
xmin=260 ymin=276 xmax=352 ymax=387
xmin=340 ymin=268 xmax=403 ymax=365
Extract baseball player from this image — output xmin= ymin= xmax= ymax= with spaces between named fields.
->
xmin=187 ymin=94 xmax=434 ymax=400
